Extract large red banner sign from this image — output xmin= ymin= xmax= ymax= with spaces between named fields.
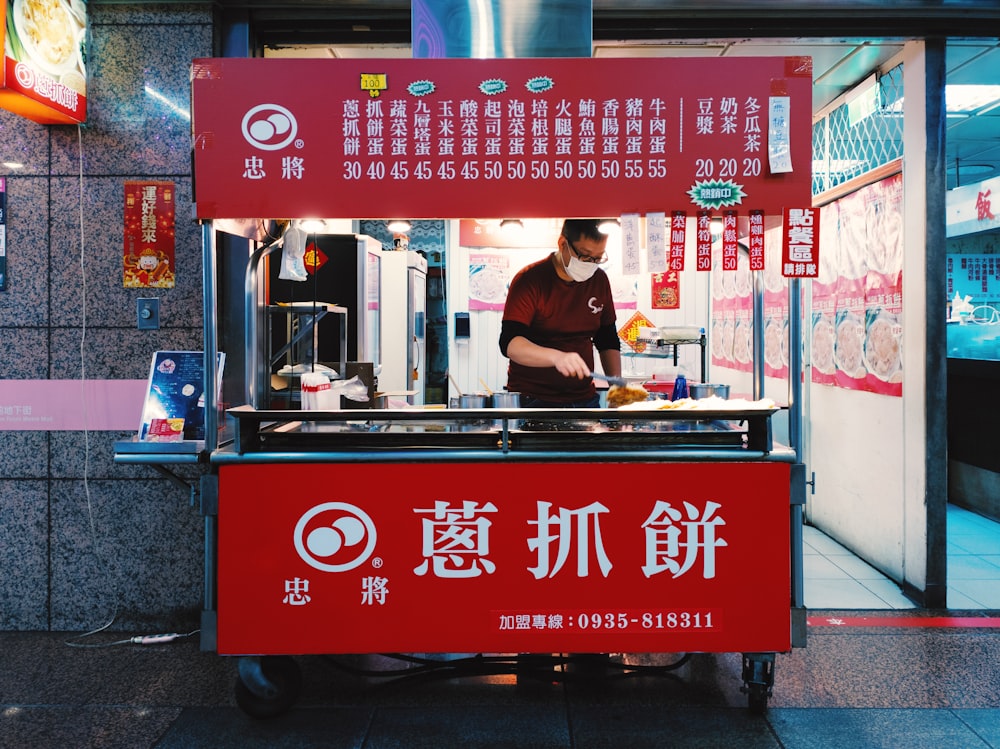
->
xmin=191 ymin=57 xmax=812 ymax=220
xmin=217 ymin=461 xmax=791 ymax=655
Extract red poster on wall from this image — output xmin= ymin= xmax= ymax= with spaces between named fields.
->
xmin=217 ymin=461 xmax=791 ymax=655
xmin=651 ymin=270 xmax=680 ymax=309
xmin=191 ymin=56 xmax=812 ymax=220
xmin=124 ymin=181 xmax=176 ymax=288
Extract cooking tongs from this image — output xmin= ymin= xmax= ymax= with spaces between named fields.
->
xmin=590 ymin=371 xmax=628 ymax=387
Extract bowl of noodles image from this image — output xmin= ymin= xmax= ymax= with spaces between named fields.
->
xmin=764 ymin=318 xmax=787 ymax=369
xmin=468 ymin=265 xmax=508 ymax=304
xmin=811 ymin=314 xmax=836 ymax=375
xmin=711 ymin=319 xmax=726 ymax=359
xmin=733 ymin=318 xmax=753 ymax=364
xmin=834 ymin=311 xmax=865 ymax=376
xmin=864 ymin=311 xmax=902 ymax=381
xmin=734 ymin=261 xmax=752 ymax=297
xmin=12 ymin=0 xmax=83 ymax=77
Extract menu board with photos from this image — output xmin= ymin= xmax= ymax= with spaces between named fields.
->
xmin=138 ymin=351 xmax=225 ymax=442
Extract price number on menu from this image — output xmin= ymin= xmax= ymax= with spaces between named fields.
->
xmin=694 ymin=157 xmax=762 ymax=178
xmin=569 ymin=610 xmax=717 ymax=631
xmin=341 ymin=158 xmax=669 ymax=182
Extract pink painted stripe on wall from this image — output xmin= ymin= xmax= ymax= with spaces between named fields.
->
xmin=0 ymin=379 xmax=147 ymax=431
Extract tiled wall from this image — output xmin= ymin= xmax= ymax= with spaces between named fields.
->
xmin=0 ymin=4 xmax=213 ymax=631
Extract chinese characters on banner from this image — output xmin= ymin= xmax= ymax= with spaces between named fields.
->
xmin=618 ymin=310 xmax=655 ymax=353
xmin=124 ymin=181 xmax=175 ymax=288
xmin=747 ymin=210 xmax=765 ymax=271
xmin=669 ymin=211 xmax=686 ymax=271
xmin=696 ymin=211 xmax=713 ymax=271
xmin=781 ymin=207 xmax=819 ymax=278
xmin=190 ymin=56 xmax=812 ymax=220
xmin=721 ymin=210 xmax=739 ymax=270
xmin=217 ymin=461 xmax=792 ymax=655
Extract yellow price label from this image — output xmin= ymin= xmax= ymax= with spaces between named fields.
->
xmin=360 ymin=73 xmax=388 ymax=97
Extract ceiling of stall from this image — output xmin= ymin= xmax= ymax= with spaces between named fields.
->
xmin=239 ymin=1 xmax=1000 ymax=186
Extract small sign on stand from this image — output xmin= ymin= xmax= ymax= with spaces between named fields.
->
xmin=138 ymin=351 xmax=225 ymax=442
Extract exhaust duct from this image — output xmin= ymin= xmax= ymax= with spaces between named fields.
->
xmin=412 ymin=0 xmax=592 ymax=59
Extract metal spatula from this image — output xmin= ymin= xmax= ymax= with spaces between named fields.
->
xmin=590 ymin=371 xmax=628 ymax=387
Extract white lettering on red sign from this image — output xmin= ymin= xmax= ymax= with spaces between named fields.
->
xmin=413 ymin=500 xmax=498 ymax=578
xmin=528 ymin=501 xmax=613 ymax=579
xmin=641 ymin=500 xmax=728 ymax=579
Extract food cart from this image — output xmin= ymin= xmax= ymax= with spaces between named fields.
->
xmin=184 ymin=55 xmax=812 ymax=717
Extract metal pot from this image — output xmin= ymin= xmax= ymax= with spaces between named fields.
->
xmin=690 ymin=383 xmax=730 ymax=400
xmin=458 ymin=393 xmax=487 ymax=408
xmin=490 ymin=392 xmax=521 ymax=408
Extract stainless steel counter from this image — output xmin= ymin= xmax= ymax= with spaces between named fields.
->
xmin=214 ymin=404 xmax=792 ymax=464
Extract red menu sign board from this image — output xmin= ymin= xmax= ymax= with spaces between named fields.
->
xmin=217 ymin=461 xmax=791 ymax=655
xmin=191 ymin=56 xmax=812 ymax=220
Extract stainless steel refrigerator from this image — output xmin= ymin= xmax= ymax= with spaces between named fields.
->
xmin=380 ymin=250 xmax=427 ymax=405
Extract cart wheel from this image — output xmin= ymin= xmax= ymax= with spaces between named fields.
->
xmin=234 ymin=655 xmax=302 ymax=719
xmin=746 ymin=682 xmax=769 ymax=714
xmin=740 ymin=652 xmax=775 ymax=715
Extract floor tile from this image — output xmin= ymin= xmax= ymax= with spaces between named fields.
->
xmin=858 ymin=579 xmax=917 ymax=609
xmin=802 ymin=527 xmax=852 ymax=555
xmin=952 ymin=709 xmax=1000 ymax=746
xmin=947 ymin=587 xmax=985 ymax=609
xmin=769 ymin=708 xmax=993 ymax=749
xmin=804 ymin=579 xmax=892 ymax=609
xmin=949 ymin=579 xmax=1000 ymax=608
xmin=569 ymin=705 xmax=780 ymax=749
xmin=829 ymin=553 xmax=894 ymax=581
xmin=804 ymin=554 xmax=853 ymax=580
xmin=949 ymin=555 xmax=1000 ymax=580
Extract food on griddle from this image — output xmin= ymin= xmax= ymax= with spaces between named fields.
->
xmin=607 ymin=384 xmax=649 ymax=408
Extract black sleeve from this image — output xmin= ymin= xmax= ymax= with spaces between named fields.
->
xmin=500 ymin=320 xmax=532 ymax=358
xmin=593 ymin=323 xmax=620 ymax=352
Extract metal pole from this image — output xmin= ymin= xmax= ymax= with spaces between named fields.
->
xmin=202 ymin=222 xmax=218 ymax=452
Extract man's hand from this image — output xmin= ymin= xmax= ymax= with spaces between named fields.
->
xmin=550 ymin=350 xmax=590 ymax=379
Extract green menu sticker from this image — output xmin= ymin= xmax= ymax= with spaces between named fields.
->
xmin=686 ymin=179 xmax=747 ymax=209
xmin=525 ymin=76 xmax=554 ymax=93
xmin=479 ymin=78 xmax=508 ymax=95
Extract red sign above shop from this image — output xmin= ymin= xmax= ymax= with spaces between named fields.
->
xmin=190 ymin=56 xmax=812 ymax=220
xmin=217 ymin=461 xmax=791 ymax=655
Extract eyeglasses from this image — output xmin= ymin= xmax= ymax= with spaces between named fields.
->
xmin=565 ymin=239 xmax=608 ymax=265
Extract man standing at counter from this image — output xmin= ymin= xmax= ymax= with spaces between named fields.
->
xmin=500 ymin=219 xmax=621 ymax=407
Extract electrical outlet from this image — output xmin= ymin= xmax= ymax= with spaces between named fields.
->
xmin=137 ymin=298 xmax=159 ymax=330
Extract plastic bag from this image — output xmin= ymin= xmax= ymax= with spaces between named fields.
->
xmin=278 ymin=225 xmax=308 ymax=282
xmin=300 ymin=373 xmax=369 ymax=410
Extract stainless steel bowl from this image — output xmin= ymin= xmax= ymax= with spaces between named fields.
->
xmin=690 ymin=383 xmax=730 ymax=399
xmin=458 ymin=393 xmax=488 ymax=408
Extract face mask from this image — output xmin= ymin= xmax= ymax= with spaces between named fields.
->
xmin=562 ymin=253 xmax=600 ymax=282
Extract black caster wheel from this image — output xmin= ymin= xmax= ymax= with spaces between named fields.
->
xmin=747 ymin=682 xmax=769 ymax=714
xmin=234 ymin=655 xmax=302 ymax=718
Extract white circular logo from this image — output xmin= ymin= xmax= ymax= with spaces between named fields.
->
xmin=241 ymin=104 xmax=298 ymax=151
xmin=293 ymin=502 xmax=376 ymax=572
